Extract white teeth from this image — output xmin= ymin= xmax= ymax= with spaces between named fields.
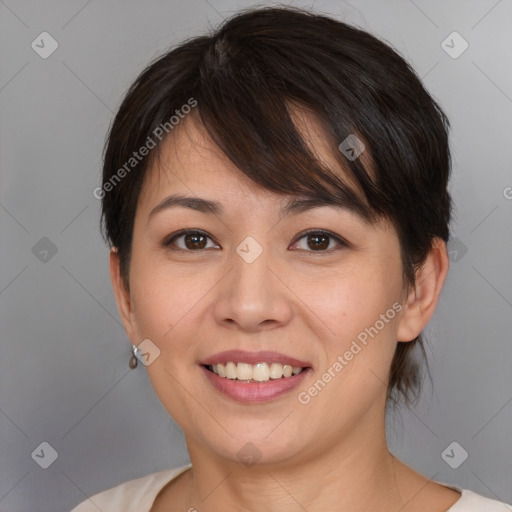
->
xmin=209 ymin=362 xmax=304 ymax=381
xmin=283 ymin=364 xmax=293 ymax=378
xmin=252 ymin=362 xmax=269 ymax=382
xmin=236 ymin=362 xmax=252 ymax=380
xmin=225 ymin=362 xmax=237 ymax=379
xmin=268 ymin=363 xmax=282 ymax=379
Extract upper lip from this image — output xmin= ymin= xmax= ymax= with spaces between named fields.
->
xmin=201 ymin=350 xmax=312 ymax=368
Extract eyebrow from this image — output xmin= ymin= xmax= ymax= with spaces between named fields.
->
xmin=148 ymin=193 xmax=366 ymax=221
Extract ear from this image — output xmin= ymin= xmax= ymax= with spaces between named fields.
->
xmin=397 ymin=238 xmax=450 ymax=342
xmin=109 ymin=248 xmax=138 ymax=342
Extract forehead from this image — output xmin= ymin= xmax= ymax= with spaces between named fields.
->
xmin=136 ymin=108 xmax=373 ymax=221
xmin=137 ymin=118 xmax=267 ymax=216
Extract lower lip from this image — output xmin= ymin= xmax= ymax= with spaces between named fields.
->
xmin=201 ymin=365 xmax=311 ymax=403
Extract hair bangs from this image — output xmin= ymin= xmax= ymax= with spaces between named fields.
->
xmin=194 ymin=37 xmax=381 ymax=225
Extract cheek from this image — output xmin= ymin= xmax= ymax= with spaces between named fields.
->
xmin=305 ymin=261 xmax=402 ymax=336
xmin=128 ymin=253 xmax=218 ymax=353
xmin=302 ymin=261 xmax=404 ymax=390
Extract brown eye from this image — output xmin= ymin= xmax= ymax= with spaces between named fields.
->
xmin=306 ymin=233 xmax=330 ymax=250
xmin=290 ymin=229 xmax=347 ymax=252
xmin=164 ymin=230 xmax=219 ymax=251
xmin=184 ymin=233 xmax=207 ymax=249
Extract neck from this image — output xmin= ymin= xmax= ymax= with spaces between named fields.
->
xmin=183 ymin=411 xmax=405 ymax=511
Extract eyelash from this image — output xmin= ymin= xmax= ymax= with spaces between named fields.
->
xmin=162 ymin=228 xmax=350 ymax=253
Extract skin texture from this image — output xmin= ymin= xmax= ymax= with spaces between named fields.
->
xmin=110 ymin=112 xmax=458 ymax=511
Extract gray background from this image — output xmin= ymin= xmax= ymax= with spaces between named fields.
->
xmin=1 ymin=0 xmax=511 ymax=511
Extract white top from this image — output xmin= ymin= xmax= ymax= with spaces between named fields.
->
xmin=71 ymin=463 xmax=512 ymax=512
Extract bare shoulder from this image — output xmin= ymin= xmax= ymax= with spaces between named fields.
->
xmin=392 ymin=457 xmax=461 ymax=512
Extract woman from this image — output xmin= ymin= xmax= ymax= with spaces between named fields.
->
xmin=73 ymin=6 xmax=511 ymax=511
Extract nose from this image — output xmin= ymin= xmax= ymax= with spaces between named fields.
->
xmin=213 ymin=240 xmax=293 ymax=332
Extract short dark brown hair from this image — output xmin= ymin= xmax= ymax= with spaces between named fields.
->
xmin=100 ymin=6 xmax=452 ymax=407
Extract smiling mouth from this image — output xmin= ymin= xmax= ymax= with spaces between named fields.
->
xmin=204 ymin=362 xmax=305 ymax=382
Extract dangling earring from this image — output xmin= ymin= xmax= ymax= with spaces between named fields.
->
xmin=129 ymin=344 xmax=139 ymax=369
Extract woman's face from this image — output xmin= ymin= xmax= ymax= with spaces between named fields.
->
xmin=112 ymin=113 xmax=415 ymax=466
